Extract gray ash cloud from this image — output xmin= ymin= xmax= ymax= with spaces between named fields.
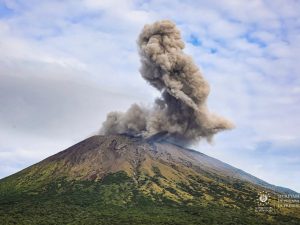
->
xmin=100 ymin=20 xmax=233 ymax=145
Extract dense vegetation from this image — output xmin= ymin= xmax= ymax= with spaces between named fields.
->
xmin=1 ymin=171 xmax=299 ymax=225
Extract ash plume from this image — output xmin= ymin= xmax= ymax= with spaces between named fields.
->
xmin=100 ymin=20 xmax=233 ymax=145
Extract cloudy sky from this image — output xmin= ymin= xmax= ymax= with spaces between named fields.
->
xmin=0 ymin=0 xmax=299 ymax=192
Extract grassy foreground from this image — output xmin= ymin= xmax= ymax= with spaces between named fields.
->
xmin=0 ymin=172 xmax=299 ymax=225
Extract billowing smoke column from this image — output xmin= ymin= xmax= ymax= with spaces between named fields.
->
xmin=100 ymin=20 xmax=233 ymax=145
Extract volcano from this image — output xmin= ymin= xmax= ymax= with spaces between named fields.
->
xmin=0 ymin=134 xmax=299 ymax=224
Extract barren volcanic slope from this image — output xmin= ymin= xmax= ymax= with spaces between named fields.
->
xmin=0 ymin=134 xmax=299 ymax=224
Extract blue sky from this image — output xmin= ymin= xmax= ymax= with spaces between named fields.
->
xmin=0 ymin=0 xmax=299 ymax=192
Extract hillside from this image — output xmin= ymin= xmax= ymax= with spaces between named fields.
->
xmin=0 ymin=134 xmax=299 ymax=224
